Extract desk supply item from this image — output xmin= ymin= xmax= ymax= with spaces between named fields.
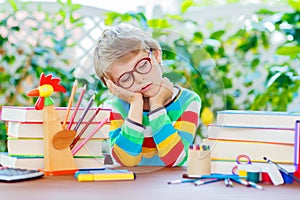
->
xmin=207 ymin=110 xmax=298 ymax=175
xmin=70 ymin=107 xmax=103 ymax=149
xmin=72 ymin=95 xmax=95 ymax=132
xmin=74 ymin=169 xmax=136 ymax=182
xmin=71 ymin=118 xmax=108 ymax=155
xmin=231 ymin=178 xmax=264 ymax=190
xmin=1 ymin=73 xmax=112 ymax=174
xmin=263 ymin=157 xmax=300 ymax=183
xmin=183 ymin=173 xmax=241 ymax=180
xmin=264 ymin=161 xmax=284 ymax=186
xmin=27 ymin=73 xmax=77 ymax=173
xmin=0 ymin=166 xmax=44 ymax=182
xmin=193 ymin=178 xmax=221 ymax=186
xmin=224 ymin=178 xmax=233 ymax=187
xmin=66 ymin=84 xmax=86 ymax=130
xmin=167 ymin=179 xmax=196 ymax=184
xmin=62 ymin=79 xmax=78 ymax=129
xmin=187 ymin=144 xmax=211 ymax=176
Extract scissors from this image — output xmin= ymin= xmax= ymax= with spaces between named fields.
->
xmin=231 ymin=154 xmax=252 ymax=175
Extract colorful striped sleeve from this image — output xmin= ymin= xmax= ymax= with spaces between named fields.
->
xmin=109 ymin=109 xmax=145 ymax=166
xmin=148 ymin=92 xmax=201 ymax=166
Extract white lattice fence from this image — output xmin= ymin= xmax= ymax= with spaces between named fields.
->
xmin=0 ymin=2 xmax=108 ymax=81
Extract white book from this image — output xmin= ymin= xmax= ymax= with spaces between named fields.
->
xmin=1 ymin=106 xmax=111 ymax=122
xmin=7 ymin=137 xmax=104 ymax=157
xmin=0 ymin=153 xmax=105 ymax=170
xmin=206 ymin=139 xmax=294 ymax=163
xmin=7 ymin=121 xmax=110 ymax=139
xmin=207 ymin=124 xmax=295 ymax=144
xmin=216 ymin=110 xmax=300 ymax=128
xmin=211 ymin=160 xmax=295 ymax=174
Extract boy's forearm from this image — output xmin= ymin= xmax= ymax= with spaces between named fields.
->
xmin=127 ymin=94 xmax=144 ymax=124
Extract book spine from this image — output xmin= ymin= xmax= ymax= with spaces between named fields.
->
xmin=294 ymin=120 xmax=300 ymax=179
xmin=295 ymin=120 xmax=300 ymax=165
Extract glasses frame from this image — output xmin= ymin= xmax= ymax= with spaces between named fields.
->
xmin=116 ymin=50 xmax=152 ymax=89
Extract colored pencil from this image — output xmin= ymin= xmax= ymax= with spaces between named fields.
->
xmin=62 ymin=79 xmax=78 ymax=129
xmin=194 ymin=178 xmax=221 ymax=186
xmin=67 ymin=84 xmax=86 ymax=130
xmin=72 ymin=118 xmax=108 ymax=155
xmin=72 ymin=95 xmax=95 ymax=131
xmin=70 ymin=106 xmax=101 ymax=149
xmin=182 ymin=173 xmax=240 ymax=180
xmin=167 ymin=179 xmax=197 ymax=184
xmin=231 ymin=178 xmax=264 ymax=190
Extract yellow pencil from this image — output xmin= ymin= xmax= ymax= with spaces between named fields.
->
xmin=62 ymin=79 xmax=78 ymax=129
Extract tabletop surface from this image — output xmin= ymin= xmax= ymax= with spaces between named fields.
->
xmin=1 ymin=166 xmax=299 ymax=200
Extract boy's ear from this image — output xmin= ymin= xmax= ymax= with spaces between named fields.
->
xmin=153 ymin=49 xmax=162 ymax=64
xmin=101 ymin=77 xmax=108 ymax=87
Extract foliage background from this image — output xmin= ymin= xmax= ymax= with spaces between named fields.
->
xmin=0 ymin=0 xmax=300 ymax=150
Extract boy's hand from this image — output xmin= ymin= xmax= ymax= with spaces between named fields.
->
xmin=105 ymin=78 xmax=142 ymax=103
xmin=149 ymin=77 xmax=173 ymax=109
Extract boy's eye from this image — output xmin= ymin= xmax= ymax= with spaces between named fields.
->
xmin=119 ymin=73 xmax=132 ymax=83
xmin=137 ymin=60 xmax=150 ymax=72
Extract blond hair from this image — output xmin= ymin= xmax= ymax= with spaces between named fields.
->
xmin=93 ymin=23 xmax=161 ymax=81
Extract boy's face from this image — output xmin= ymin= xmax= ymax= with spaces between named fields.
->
xmin=107 ymin=50 xmax=163 ymax=98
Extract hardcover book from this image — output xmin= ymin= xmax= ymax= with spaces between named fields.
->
xmin=216 ymin=110 xmax=300 ymax=128
xmin=0 ymin=152 xmax=105 ymax=170
xmin=207 ymin=124 xmax=295 ymax=144
xmin=1 ymin=106 xmax=111 ymax=122
xmin=7 ymin=137 xmax=104 ymax=157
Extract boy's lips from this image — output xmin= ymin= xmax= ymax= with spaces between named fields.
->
xmin=140 ymin=83 xmax=152 ymax=93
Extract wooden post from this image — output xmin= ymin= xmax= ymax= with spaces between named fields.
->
xmin=42 ymin=105 xmax=77 ymax=174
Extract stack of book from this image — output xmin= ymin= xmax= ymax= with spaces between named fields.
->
xmin=0 ymin=106 xmax=111 ymax=170
xmin=206 ymin=110 xmax=300 ymax=174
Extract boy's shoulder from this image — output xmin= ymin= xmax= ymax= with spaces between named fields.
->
xmin=177 ymin=86 xmax=201 ymax=102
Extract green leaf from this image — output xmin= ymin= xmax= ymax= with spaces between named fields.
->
xmin=276 ymin=45 xmax=300 ymax=56
xmin=255 ymin=8 xmax=277 ymax=15
xmin=181 ymin=0 xmax=196 ymax=14
xmin=210 ymin=30 xmax=225 ymax=40
xmin=8 ymin=0 xmax=18 ymax=11
xmin=288 ymin=0 xmax=300 ymax=11
xmin=148 ymin=19 xmax=171 ymax=28
xmin=251 ymin=58 xmax=260 ymax=69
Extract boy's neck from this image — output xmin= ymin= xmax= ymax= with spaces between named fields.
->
xmin=142 ymin=86 xmax=179 ymax=110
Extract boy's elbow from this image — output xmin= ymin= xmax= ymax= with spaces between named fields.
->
xmin=112 ymin=147 xmax=142 ymax=167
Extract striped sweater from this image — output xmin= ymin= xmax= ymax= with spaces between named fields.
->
xmin=108 ymin=86 xmax=201 ymax=167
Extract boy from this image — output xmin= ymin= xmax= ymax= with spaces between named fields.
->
xmin=94 ymin=23 xmax=201 ymax=167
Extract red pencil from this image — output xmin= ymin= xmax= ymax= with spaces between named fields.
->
xmin=67 ymin=84 xmax=86 ymax=130
xmin=70 ymin=106 xmax=101 ymax=149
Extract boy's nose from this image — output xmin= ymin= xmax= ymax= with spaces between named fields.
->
xmin=133 ymin=72 xmax=145 ymax=84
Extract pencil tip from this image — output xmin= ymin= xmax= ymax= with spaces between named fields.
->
xmin=263 ymin=157 xmax=267 ymax=161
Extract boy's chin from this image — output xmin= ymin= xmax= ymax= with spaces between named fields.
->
xmin=141 ymin=86 xmax=160 ymax=98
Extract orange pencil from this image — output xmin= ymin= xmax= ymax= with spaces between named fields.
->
xmin=62 ymin=79 xmax=78 ymax=129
